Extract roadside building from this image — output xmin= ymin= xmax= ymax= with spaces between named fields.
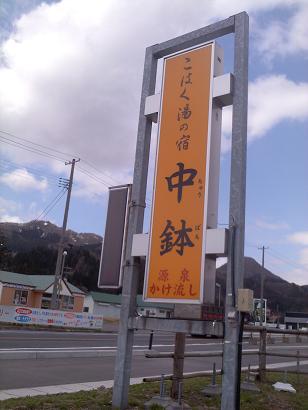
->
xmin=83 ymin=291 xmax=174 ymax=320
xmin=0 ymin=270 xmax=85 ymax=312
xmin=285 ymin=312 xmax=308 ymax=330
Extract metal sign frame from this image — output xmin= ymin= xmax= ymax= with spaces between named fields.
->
xmin=112 ymin=12 xmax=248 ymax=410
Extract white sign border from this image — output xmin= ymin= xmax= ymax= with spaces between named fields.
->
xmin=143 ymin=41 xmax=216 ymax=304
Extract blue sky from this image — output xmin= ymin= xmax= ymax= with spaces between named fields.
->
xmin=0 ymin=0 xmax=307 ymax=284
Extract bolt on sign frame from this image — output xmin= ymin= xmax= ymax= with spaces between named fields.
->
xmin=143 ymin=42 xmax=222 ymax=304
xmin=112 ymin=12 xmax=248 ymax=410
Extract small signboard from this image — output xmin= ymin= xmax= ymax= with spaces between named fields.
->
xmin=98 ymin=185 xmax=131 ymax=289
xmin=253 ymin=298 xmax=267 ymax=325
xmin=144 ymin=43 xmax=215 ymax=303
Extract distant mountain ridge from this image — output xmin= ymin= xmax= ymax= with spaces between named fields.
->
xmin=0 ymin=220 xmax=102 ymax=253
xmin=0 ymin=220 xmax=102 ymax=292
xmin=1 ymin=221 xmax=307 ymax=313
xmin=217 ymin=257 xmax=308 ymax=313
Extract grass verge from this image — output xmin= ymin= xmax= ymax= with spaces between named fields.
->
xmin=1 ymin=372 xmax=308 ymax=409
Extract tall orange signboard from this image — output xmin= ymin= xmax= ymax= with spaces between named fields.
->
xmin=144 ymin=43 xmax=215 ymax=303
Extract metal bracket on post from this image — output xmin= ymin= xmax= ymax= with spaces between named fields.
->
xmin=144 ymin=73 xmax=233 ymax=120
xmin=131 ymin=228 xmax=228 ymax=258
xmin=213 ymin=73 xmax=234 ymax=106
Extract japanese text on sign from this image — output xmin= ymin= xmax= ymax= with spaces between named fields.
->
xmin=144 ymin=44 xmax=214 ymax=303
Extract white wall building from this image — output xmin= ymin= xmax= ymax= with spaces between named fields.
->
xmin=84 ymin=291 xmax=174 ymax=321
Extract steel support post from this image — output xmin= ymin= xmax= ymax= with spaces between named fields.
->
xmin=112 ymin=47 xmax=157 ymax=409
xmin=259 ymin=328 xmax=267 ymax=382
xmin=171 ymin=332 xmax=186 ymax=399
xmin=221 ymin=12 xmax=249 ymax=410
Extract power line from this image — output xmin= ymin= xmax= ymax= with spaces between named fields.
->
xmin=0 ymin=134 xmax=66 ymax=160
xmin=0 ymin=131 xmax=124 ymax=187
xmin=0 ymin=189 xmax=67 ymax=230
xmin=80 ymin=160 xmax=154 ymax=204
xmin=0 ymin=158 xmax=61 ymax=183
xmin=245 ymin=241 xmax=307 ymax=272
xmin=0 ymin=129 xmax=153 ymax=206
xmin=81 ymin=158 xmax=121 ymax=186
xmin=0 ymin=130 xmax=122 ymax=185
xmin=77 ymin=166 xmax=111 ymax=189
xmin=0 ymin=136 xmax=67 ymax=163
xmin=0 ymin=129 xmax=76 ymax=159
xmin=33 ymin=188 xmax=67 ymax=222
xmin=77 ymin=165 xmax=152 ymax=206
xmin=1 ymin=134 xmax=115 ymax=188
xmin=0 ymin=164 xmax=57 ymax=187
xmin=267 ymin=249 xmax=308 ymax=270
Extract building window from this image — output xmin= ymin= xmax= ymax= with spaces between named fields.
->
xmin=13 ymin=290 xmax=28 ymax=306
xmin=60 ymin=295 xmax=74 ymax=310
xmin=83 ymin=306 xmax=89 ymax=313
xmin=41 ymin=293 xmax=51 ymax=309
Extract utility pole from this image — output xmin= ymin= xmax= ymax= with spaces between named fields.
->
xmin=216 ymin=282 xmax=221 ymax=307
xmin=258 ymin=246 xmax=269 ymax=326
xmin=51 ymin=158 xmax=80 ymax=309
xmin=56 ymin=250 xmax=68 ymax=306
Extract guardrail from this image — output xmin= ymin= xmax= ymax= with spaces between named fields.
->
xmin=143 ymin=325 xmax=308 ymax=383
xmin=245 ymin=325 xmax=308 ymax=336
xmin=245 ymin=326 xmax=308 ymax=381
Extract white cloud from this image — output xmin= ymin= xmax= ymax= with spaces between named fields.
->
xmin=288 ymin=231 xmax=308 ymax=246
xmin=278 ymin=234 xmax=308 ymax=284
xmin=0 ymin=196 xmax=22 ymax=223
xmin=0 ymin=196 xmax=43 ymax=223
xmin=299 ymin=248 xmax=308 ymax=266
xmin=222 ymin=75 xmax=308 ymax=147
xmin=0 ymin=214 xmax=22 ymax=223
xmin=0 ymin=197 xmax=20 ymax=223
xmin=256 ymin=2 xmax=308 ymax=59
xmin=265 ymin=249 xmax=308 ymax=285
xmin=73 ymin=167 xmax=108 ymax=200
xmin=0 ymin=168 xmax=48 ymax=191
xmin=256 ymin=219 xmax=289 ymax=230
xmin=1 ymin=0 xmax=307 ymax=190
xmin=283 ymin=267 xmax=308 ymax=285
xmin=221 ymin=107 xmax=232 ymax=153
xmin=265 ymin=250 xmax=308 ymax=285
xmin=248 ymin=75 xmax=308 ymax=140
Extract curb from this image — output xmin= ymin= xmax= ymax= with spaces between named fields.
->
xmin=0 ymin=349 xmax=146 ymax=360
xmin=0 ymin=377 xmax=144 ymax=401
xmin=0 ymin=325 xmax=118 ymax=334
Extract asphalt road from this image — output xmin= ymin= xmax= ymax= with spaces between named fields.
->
xmin=1 ymin=329 xmax=308 ymax=390
xmin=0 ymin=329 xmax=223 ymax=351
